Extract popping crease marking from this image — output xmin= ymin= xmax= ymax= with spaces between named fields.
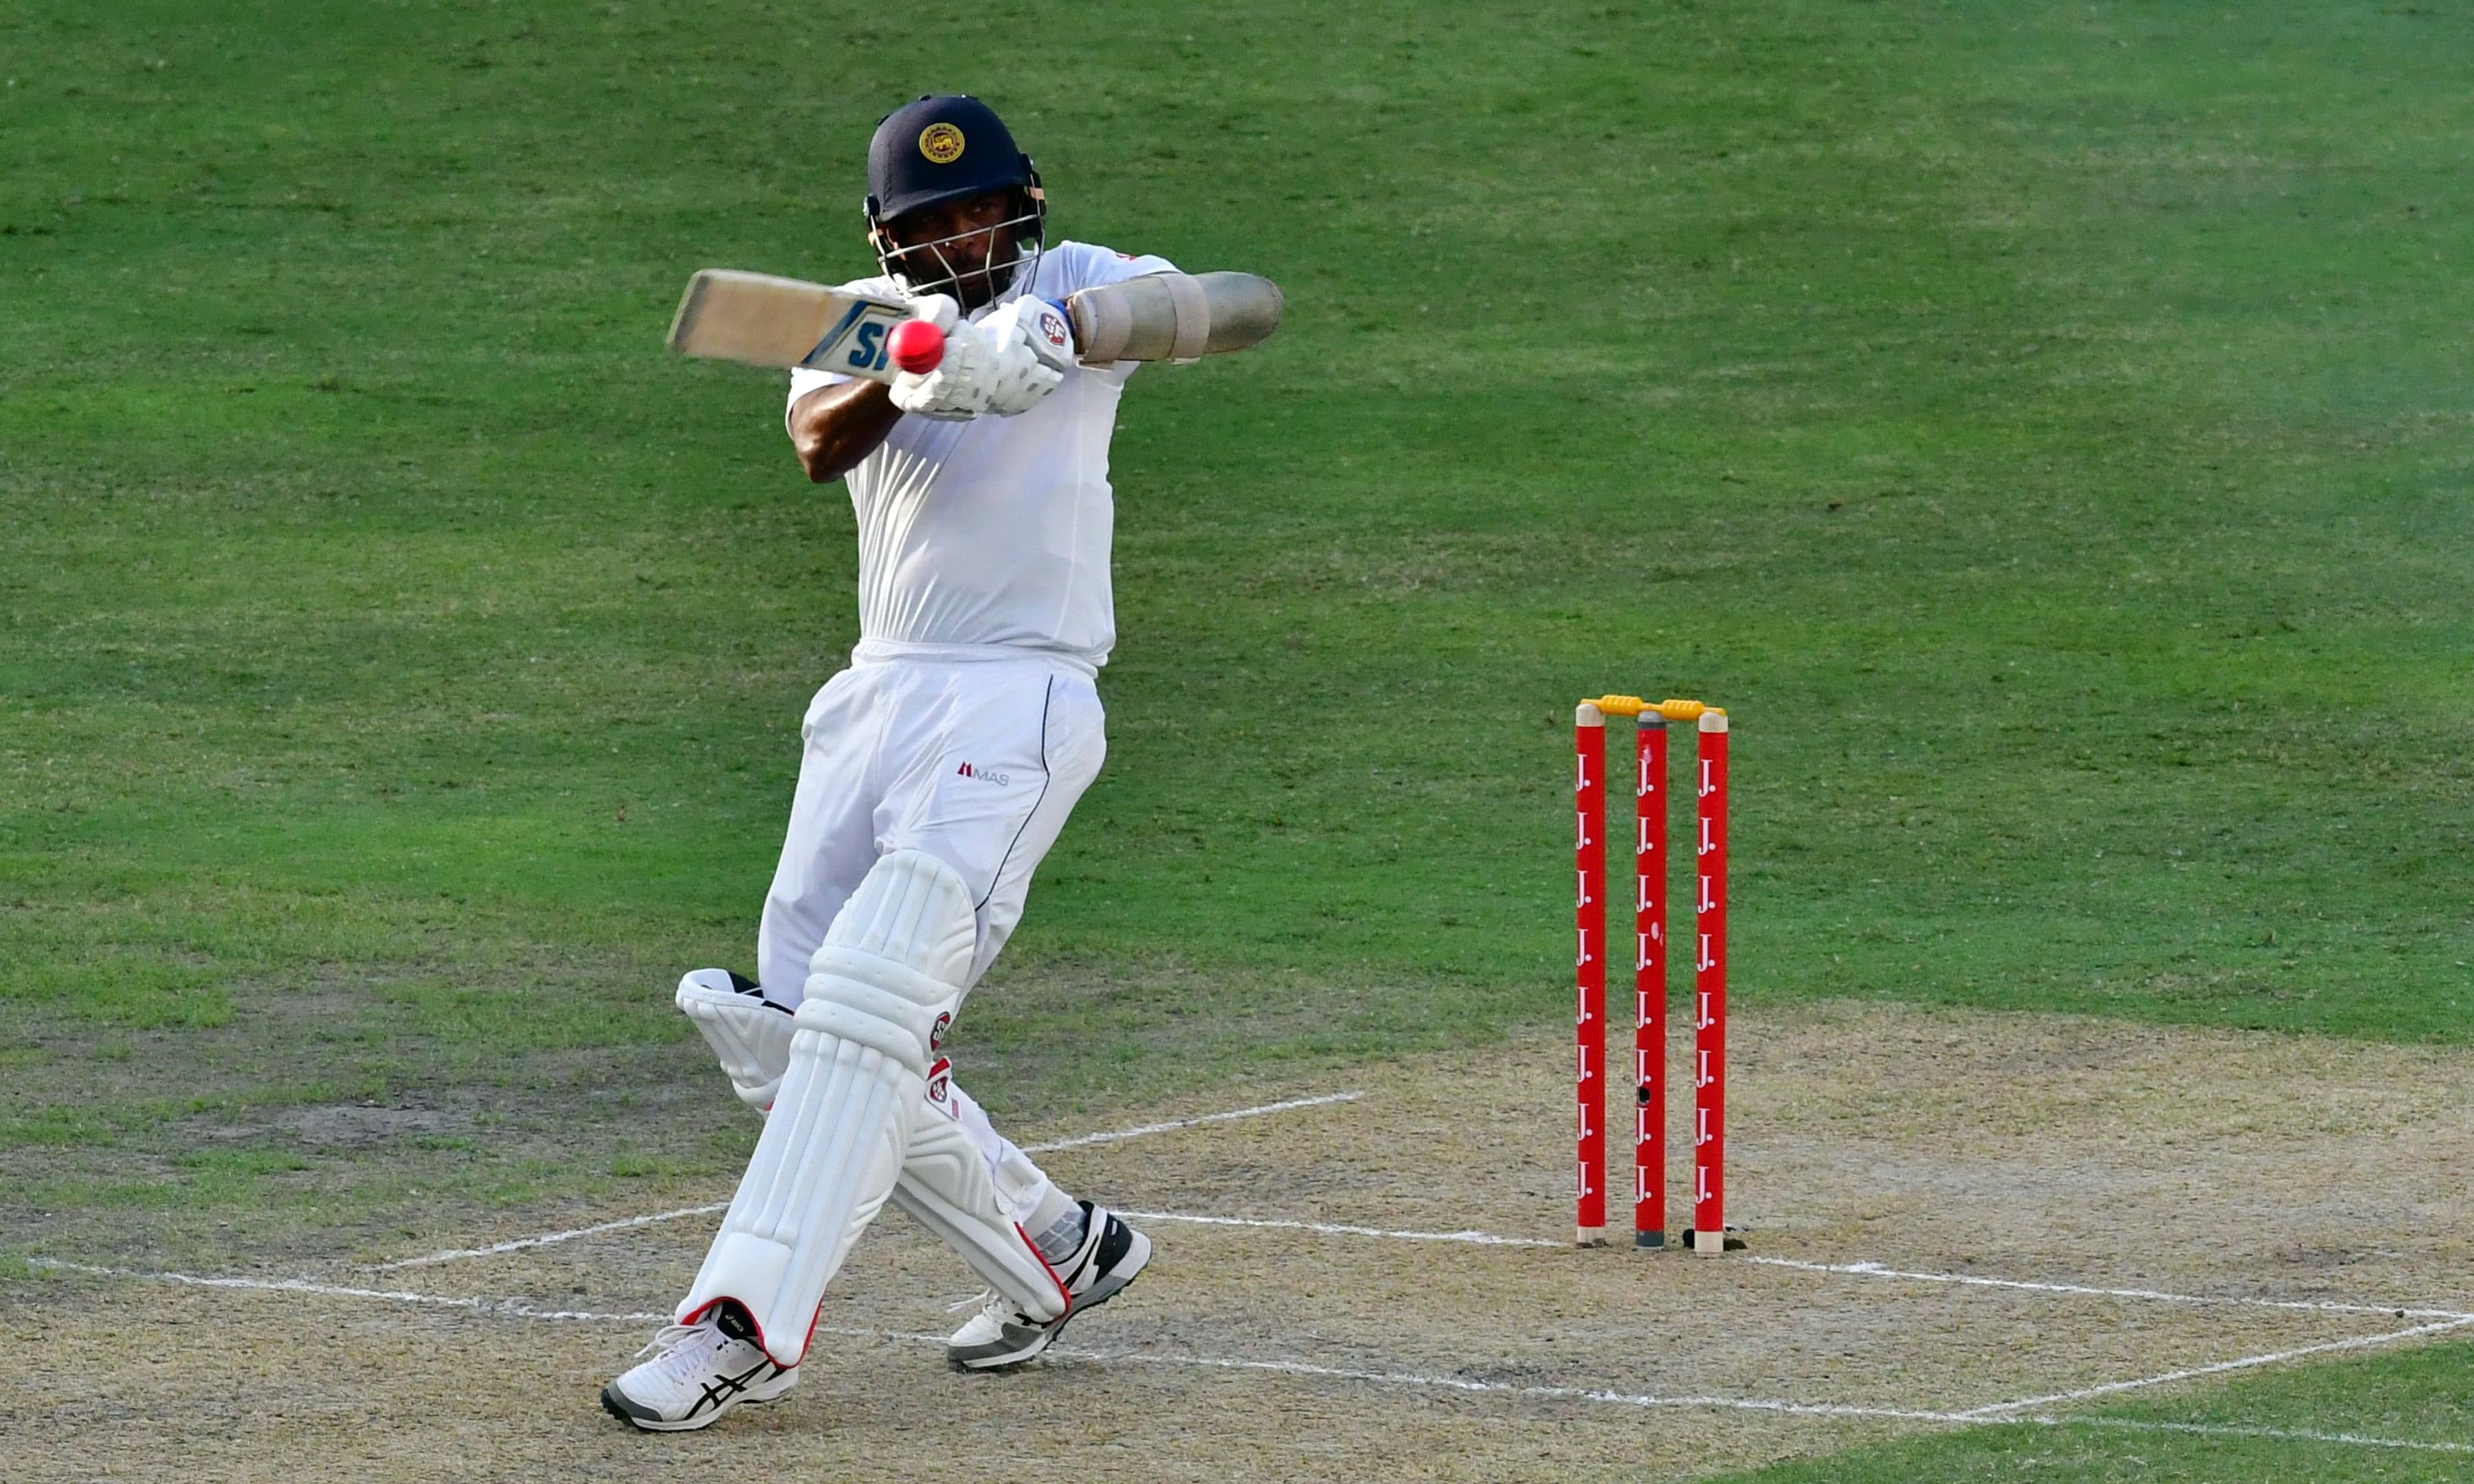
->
xmin=30 ymin=1260 xmax=673 ymax=1324
xmin=1051 ymin=1344 xmax=1975 ymax=1423
xmin=361 ymin=1090 xmax=1366 ymax=1270
xmin=32 ymin=1260 xmax=2474 ymax=1456
xmin=1137 ymin=1226 xmax=2474 ymax=1323
xmin=375 ymin=1198 xmax=2474 ymax=1327
xmin=14 ymin=1261 xmax=1965 ymax=1426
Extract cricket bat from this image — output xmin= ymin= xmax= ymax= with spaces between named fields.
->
xmin=667 ymin=266 xmax=1281 ymax=379
xmin=667 ymin=269 xmax=916 ymax=381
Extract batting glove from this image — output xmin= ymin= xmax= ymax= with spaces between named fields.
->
xmin=977 ymin=296 xmax=1076 ymax=417
xmin=888 ymin=294 xmax=994 ymax=420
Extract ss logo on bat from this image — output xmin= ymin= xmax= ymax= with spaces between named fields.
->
xmin=847 ymin=321 xmax=892 ymax=372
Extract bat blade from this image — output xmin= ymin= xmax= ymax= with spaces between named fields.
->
xmin=667 ymin=269 xmax=911 ymax=381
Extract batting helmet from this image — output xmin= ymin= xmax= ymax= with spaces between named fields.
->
xmin=866 ymin=95 xmax=1040 ymax=224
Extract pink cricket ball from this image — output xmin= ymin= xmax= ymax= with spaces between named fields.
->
xmin=887 ymin=319 xmax=946 ymax=374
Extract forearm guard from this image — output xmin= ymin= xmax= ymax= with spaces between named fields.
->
xmin=1064 ymin=271 xmax=1284 ymax=366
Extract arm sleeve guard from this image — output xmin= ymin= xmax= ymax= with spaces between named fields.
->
xmin=1064 ymin=271 xmax=1284 ymax=366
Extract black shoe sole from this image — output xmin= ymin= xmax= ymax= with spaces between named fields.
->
xmin=601 ymin=1384 xmax=667 ymax=1432
xmin=601 ymin=1382 xmax=779 ymax=1432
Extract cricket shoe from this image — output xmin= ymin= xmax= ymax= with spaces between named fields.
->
xmin=946 ymin=1202 xmax=1152 ymax=1371
xmin=601 ymin=1303 xmax=798 ymax=1432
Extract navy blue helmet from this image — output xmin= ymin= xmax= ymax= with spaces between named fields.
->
xmin=864 ymin=95 xmax=1046 ymax=305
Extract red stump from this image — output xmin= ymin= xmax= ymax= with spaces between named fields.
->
xmin=1574 ymin=704 xmax=1608 ymax=1244
xmin=1691 ymin=710 xmax=1729 ymax=1253
xmin=1634 ymin=718 xmax=1668 ymax=1247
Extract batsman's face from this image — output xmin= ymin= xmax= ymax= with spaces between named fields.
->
xmin=880 ymin=189 xmax=1025 ymax=312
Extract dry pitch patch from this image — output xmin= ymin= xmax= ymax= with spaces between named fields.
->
xmin=8 ymin=1002 xmax=2473 ymax=1481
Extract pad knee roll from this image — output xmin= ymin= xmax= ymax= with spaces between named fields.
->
xmin=798 ymin=849 xmax=979 ymax=1074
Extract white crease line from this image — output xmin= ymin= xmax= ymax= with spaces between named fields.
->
xmin=2036 ymin=1415 xmax=2474 ymax=1455
xmin=1049 ymin=1345 xmax=1979 ymax=1424
xmin=363 ymin=1090 xmax=1366 ymax=1271
xmin=1959 ymin=1316 xmax=2474 ymax=1419
xmin=30 ymin=1260 xmax=672 ymax=1324
xmin=1747 ymin=1256 xmax=2474 ymax=1323
xmin=35 ymin=1259 xmax=2474 ymax=1454
xmin=1003 ymin=1214 xmax=2474 ymax=1325
xmin=1017 ymin=1090 xmax=1364 ymax=1153
xmin=366 ymin=1202 xmax=731 ymax=1272
xmin=27 ymin=1265 xmax=965 ymax=1348
xmin=1117 ymin=1211 xmax=1562 ymax=1248
xmin=27 ymin=1259 xmax=1967 ymax=1426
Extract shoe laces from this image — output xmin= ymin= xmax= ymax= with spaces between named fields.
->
xmin=634 ymin=1320 xmax=724 ymax=1377
xmin=948 ymin=1288 xmax=1032 ymax=1325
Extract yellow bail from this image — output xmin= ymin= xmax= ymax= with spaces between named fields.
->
xmin=1579 ymin=695 xmax=1724 ymax=723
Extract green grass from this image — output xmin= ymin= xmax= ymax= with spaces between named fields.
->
xmin=4 ymin=1 xmax=2473 ymax=1471
xmin=1724 ymin=1339 xmax=2474 ymax=1481
xmin=6 ymin=2 xmax=2471 ymax=1069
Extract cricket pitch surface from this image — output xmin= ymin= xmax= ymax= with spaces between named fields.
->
xmin=11 ymin=1001 xmax=2473 ymax=1480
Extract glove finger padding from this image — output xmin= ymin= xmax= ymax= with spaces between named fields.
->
xmin=889 ymin=295 xmax=992 ymax=420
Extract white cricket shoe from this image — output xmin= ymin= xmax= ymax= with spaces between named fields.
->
xmin=601 ymin=1304 xmax=798 ymax=1432
xmin=946 ymin=1202 xmax=1152 ymax=1371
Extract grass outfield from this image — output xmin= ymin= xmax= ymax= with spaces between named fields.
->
xmin=1723 ymin=1341 xmax=2474 ymax=1482
xmin=5 ymin=0 xmax=2472 ymax=1473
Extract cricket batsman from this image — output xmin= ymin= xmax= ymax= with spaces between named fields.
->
xmin=601 ymin=94 xmax=1281 ymax=1430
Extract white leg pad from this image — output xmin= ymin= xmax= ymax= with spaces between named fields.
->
xmin=676 ymin=851 xmax=977 ymax=1365
xmin=675 ymin=971 xmax=794 ymax=1111
xmin=891 ymin=1090 xmax=1070 ymax=1324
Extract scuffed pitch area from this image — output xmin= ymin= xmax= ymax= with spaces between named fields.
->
xmin=8 ymin=1001 xmax=2474 ymax=1481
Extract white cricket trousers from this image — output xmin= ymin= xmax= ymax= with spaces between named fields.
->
xmin=756 ymin=650 xmax=1106 ymax=1227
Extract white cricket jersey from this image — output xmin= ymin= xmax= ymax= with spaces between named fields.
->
xmin=788 ymin=240 xmax=1176 ymax=673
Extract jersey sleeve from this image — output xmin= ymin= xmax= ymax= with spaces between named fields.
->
xmin=1049 ymin=240 xmax=1179 ymax=296
xmin=785 ymin=273 xmax=903 ymax=429
xmin=787 ymin=363 xmax=843 ymax=423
